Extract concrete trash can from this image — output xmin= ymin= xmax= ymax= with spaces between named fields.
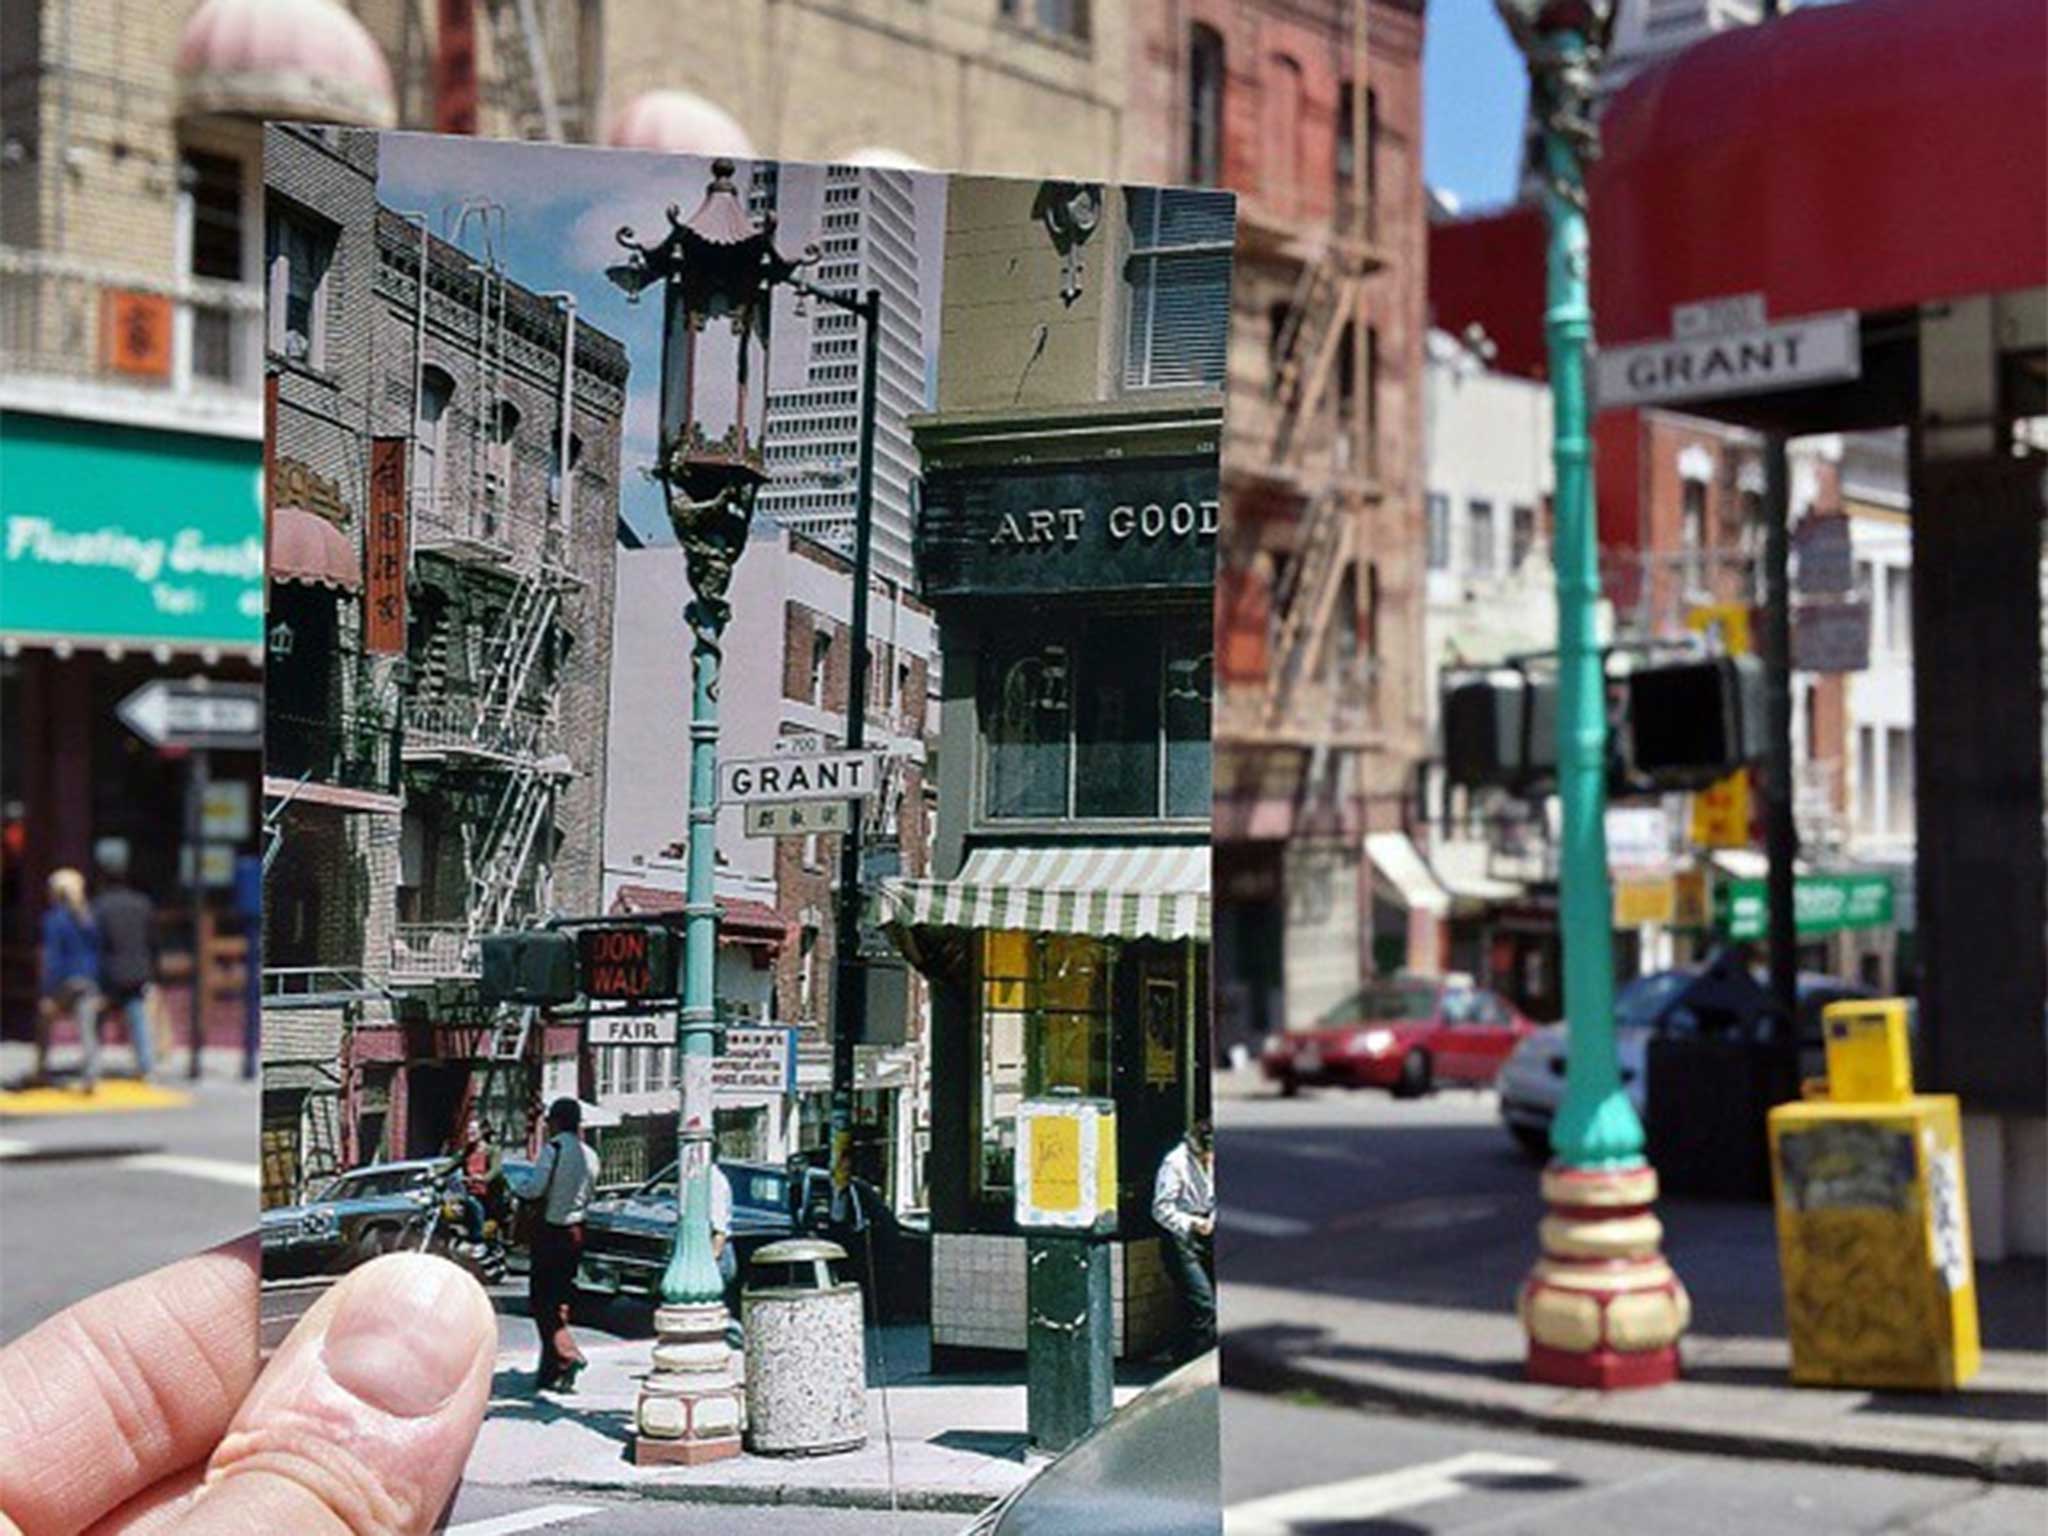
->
xmin=742 ymin=1237 xmax=868 ymax=1455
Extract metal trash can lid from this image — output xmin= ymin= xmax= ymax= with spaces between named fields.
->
xmin=751 ymin=1237 xmax=847 ymax=1267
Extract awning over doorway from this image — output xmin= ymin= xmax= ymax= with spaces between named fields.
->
xmin=1364 ymin=832 xmax=1450 ymax=917
xmin=873 ymin=844 xmax=1210 ymax=944
xmin=270 ymin=505 xmax=363 ymax=593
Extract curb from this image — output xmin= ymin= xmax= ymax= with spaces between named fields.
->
xmin=514 ymin=1475 xmax=1003 ymax=1515
xmin=1221 ymin=1335 xmax=2048 ymax=1489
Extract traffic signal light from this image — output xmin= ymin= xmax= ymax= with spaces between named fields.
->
xmin=1617 ymin=654 xmax=1765 ymax=792
xmin=479 ymin=930 xmax=579 ymax=1005
xmin=1442 ymin=668 xmax=1557 ymax=791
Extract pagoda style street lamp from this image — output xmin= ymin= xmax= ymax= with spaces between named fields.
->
xmin=607 ymin=159 xmax=805 ymax=1464
xmin=1495 ymin=1 xmax=1689 ymax=1389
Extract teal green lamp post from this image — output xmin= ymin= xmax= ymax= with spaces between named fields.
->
xmin=1496 ymin=2 xmax=1689 ymax=1389
xmin=609 ymin=159 xmax=805 ymax=1462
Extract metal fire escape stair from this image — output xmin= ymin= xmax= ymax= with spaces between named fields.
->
xmin=474 ymin=567 xmax=560 ymax=755
xmin=480 ymin=0 xmax=563 ymax=141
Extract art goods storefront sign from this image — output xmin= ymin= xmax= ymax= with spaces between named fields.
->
xmin=918 ymin=456 xmax=1219 ymax=598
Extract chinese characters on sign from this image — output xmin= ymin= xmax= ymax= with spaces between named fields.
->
xmin=366 ymin=437 xmax=408 ymax=655
xmin=101 ymin=289 xmax=173 ymax=379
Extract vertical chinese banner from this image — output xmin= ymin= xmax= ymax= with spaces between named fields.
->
xmin=366 ymin=437 xmax=408 ymax=655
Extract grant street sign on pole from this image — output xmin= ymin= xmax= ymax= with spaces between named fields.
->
xmin=117 ymin=678 xmax=263 ymax=751
xmin=719 ymin=750 xmax=881 ymax=805
xmin=1596 ymin=307 xmax=1860 ymax=411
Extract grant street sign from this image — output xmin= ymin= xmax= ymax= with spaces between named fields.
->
xmin=720 ymin=750 xmax=880 ymax=805
xmin=1596 ymin=310 xmax=1860 ymax=410
xmin=744 ymin=800 xmax=851 ymax=838
xmin=117 ymin=678 xmax=263 ymax=751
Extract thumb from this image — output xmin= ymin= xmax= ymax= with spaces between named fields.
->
xmin=172 ymin=1253 xmax=496 ymax=1535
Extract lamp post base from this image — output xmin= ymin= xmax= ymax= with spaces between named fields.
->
xmin=633 ymin=1301 xmax=744 ymax=1465
xmin=1519 ymin=1164 xmax=1689 ymax=1390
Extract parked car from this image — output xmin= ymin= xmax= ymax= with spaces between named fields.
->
xmin=261 ymin=1157 xmax=461 ymax=1278
xmin=579 ymin=1159 xmax=932 ymax=1320
xmin=1496 ymin=958 xmax=1879 ymax=1159
xmin=963 ymin=1349 xmax=1218 ymax=1536
xmin=1259 ymin=975 xmax=1538 ymax=1097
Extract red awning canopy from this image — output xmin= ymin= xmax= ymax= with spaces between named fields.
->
xmin=1591 ymin=0 xmax=2046 ymax=347
xmin=1432 ymin=0 xmax=2046 ymax=373
xmin=269 ymin=505 xmax=361 ymax=594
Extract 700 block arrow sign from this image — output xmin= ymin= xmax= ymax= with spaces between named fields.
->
xmin=116 ymin=679 xmax=263 ymax=751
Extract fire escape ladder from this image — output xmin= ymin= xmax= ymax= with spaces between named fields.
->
xmin=481 ymin=0 xmax=563 ymax=142
xmin=1267 ymin=490 xmax=1353 ymax=729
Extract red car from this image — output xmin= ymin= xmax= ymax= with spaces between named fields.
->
xmin=1259 ymin=976 xmax=1537 ymax=1098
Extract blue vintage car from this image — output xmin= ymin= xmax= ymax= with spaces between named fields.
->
xmin=261 ymin=1157 xmax=460 ymax=1278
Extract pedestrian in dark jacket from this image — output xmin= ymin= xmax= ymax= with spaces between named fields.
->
xmin=92 ymin=851 xmax=158 ymax=1081
xmin=39 ymin=869 xmax=102 ymax=1092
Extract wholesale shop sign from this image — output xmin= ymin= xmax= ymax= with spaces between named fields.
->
xmin=918 ymin=455 xmax=1220 ymax=597
xmin=1 ymin=412 xmax=263 ymax=649
xmin=1721 ymin=872 xmax=1894 ymax=941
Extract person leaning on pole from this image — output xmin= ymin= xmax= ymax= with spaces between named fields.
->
xmin=507 ymin=1097 xmax=601 ymax=1393
xmin=1152 ymin=1117 xmax=1217 ymax=1361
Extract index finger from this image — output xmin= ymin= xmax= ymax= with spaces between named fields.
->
xmin=0 ymin=1239 xmax=258 ymax=1536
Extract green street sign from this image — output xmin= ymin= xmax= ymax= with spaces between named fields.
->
xmin=1 ymin=411 xmax=263 ymax=650
xmin=1719 ymin=871 xmax=1895 ymax=940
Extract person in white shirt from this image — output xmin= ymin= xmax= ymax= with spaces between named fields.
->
xmin=711 ymin=1161 xmax=741 ymax=1348
xmin=1152 ymin=1118 xmax=1216 ymax=1360
xmin=509 ymin=1097 xmax=602 ymax=1392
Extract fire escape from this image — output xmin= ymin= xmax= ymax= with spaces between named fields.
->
xmin=1216 ymin=3 xmax=1389 ymax=814
xmin=396 ymin=209 xmax=577 ymax=982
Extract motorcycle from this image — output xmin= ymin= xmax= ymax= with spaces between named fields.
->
xmin=407 ymin=1183 xmax=509 ymax=1286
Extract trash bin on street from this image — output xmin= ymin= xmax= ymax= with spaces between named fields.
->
xmin=1646 ymin=1030 xmax=1798 ymax=1201
xmin=1767 ymin=999 xmax=1980 ymax=1391
xmin=741 ymin=1237 xmax=868 ymax=1455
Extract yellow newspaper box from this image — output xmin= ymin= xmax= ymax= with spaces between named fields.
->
xmin=1767 ymin=1000 xmax=1979 ymax=1391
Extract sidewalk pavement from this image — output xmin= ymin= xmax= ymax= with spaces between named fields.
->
xmin=0 ymin=1040 xmax=255 ymax=1106
xmin=467 ymin=1321 xmax=1155 ymax=1512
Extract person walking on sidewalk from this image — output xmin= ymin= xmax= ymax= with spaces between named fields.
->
xmin=1153 ymin=1117 xmax=1217 ymax=1361
xmin=509 ymin=1097 xmax=601 ymax=1393
xmin=92 ymin=850 xmax=158 ymax=1081
xmin=37 ymin=869 xmax=103 ymax=1092
xmin=711 ymin=1160 xmax=743 ymax=1349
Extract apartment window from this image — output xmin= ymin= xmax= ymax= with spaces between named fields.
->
xmin=415 ymin=365 xmax=455 ymax=513
xmin=1885 ymin=727 xmax=1914 ymax=836
xmin=1680 ymin=478 xmax=1707 ymax=593
xmin=798 ymin=926 xmax=820 ymax=1017
xmin=809 ymin=630 xmax=832 ymax=706
xmin=1885 ymin=566 xmax=1912 ymax=655
xmin=1001 ymin=0 xmax=1090 ymax=42
xmin=1858 ymin=725 xmax=1878 ymax=834
xmin=1123 ymin=188 xmax=1235 ymax=391
xmin=1510 ymin=504 xmax=1537 ymax=572
xmin=181 ymin=150 xmax=246 ymax=384
xmin=1466 ymin=499 xmax=1496 ymax=576
xmin=266 ymin=208 xmax=335 ymax=367
xmin=983 ymin=615 xmax=1211 ymax=823
xmin=1426 ymin=493 xmax=1451 ymax=572
xmin=802 ymin=832 xmax=822 ymax=871
xmin=1264 ymin=55 xmax=1306 ymax=212
xmin=1336 ymin=83 xmax=1380 ymax=231
xmin=486 ymin=400 xmax=520 ymax=495
xmin=1188 ymin=24 xmax=1225 ymax=187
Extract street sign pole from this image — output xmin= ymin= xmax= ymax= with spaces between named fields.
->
xmin=1762 ymin=437 xmax=1800 ymax=1030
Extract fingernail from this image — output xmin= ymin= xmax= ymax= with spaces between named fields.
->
xmin=321 ymin=1255 xmax=490 ymax=1418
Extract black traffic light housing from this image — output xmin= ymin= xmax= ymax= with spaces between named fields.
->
xmin=479 ymin=930 xmax=579 ymax=1005
xmin=1616 ymin=654 xmax=1765 ymax=793
xmin=1442 ymin=667 xmax=1558 ymax=792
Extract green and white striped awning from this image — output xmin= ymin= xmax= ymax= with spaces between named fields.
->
xmin=872 ymin=845 xmax=1210 ymax=943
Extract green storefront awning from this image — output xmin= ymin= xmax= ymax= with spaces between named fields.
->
xmin=1719 ymin=871 xmax=1895 ymax=941
xmin=1 ymin=411 xmax=264 ymax=652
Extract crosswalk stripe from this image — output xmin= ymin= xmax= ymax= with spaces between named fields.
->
xmin=1218 ymin=1206 xmax=1314 ymax=1238
xmin=116 ymin=1153 xmax=261 ymax=1188
xmin=444 ymin=1503 xmax=602 ymax=1536
xmin=1225 ymin=1452 xmax=1559 ymax=1535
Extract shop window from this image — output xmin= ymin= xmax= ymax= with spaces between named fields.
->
xmin=1123 ymin=188 xmax=1234 ymax=391
xmin=983 ymin=616 xmax=1212 ymax=824
xmin=972 ymin=930 xmax=1112 ymax=1208
xmin=1188 ymin=24 xmax=1225 ymax=187
xmin=265 ymin=207 xmax=335 ymax=367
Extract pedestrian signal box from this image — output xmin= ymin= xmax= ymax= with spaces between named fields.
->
xmin=1767 ymin=1000 xmax=1978 ymax=1392
xmin=479 ymin=930 xmax=578 ymax=1005
xmin=1014 ymin=1093 xmax=1118 ymax=1235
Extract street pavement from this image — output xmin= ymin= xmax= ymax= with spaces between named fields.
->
xmin=1219 ymin=1389 xmax=2047 ymax=1534
xmin=0 ymin=1055 xmax=259 ymax=1343
xmin=1213 ymin=1073 xmax=2048 ymax=1485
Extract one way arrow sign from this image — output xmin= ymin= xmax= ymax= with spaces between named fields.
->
xmin=117 ymin=679 xmax=263 ymax=751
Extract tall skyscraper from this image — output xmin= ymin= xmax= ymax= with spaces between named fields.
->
xmin=751 ymin=163 xmax=926 ymax=589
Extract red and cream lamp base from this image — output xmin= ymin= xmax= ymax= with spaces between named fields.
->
xmin=1519 ymin=1164 xmax=1690 ymax=1389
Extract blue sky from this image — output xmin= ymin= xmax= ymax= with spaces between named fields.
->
xmin=1422 ymin=0 xmax=1528 ymax=212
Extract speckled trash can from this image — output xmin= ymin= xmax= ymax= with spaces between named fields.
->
xmin=742 ymin=1238 xmax=868 ymax=1455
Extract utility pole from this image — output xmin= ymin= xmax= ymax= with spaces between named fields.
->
xmin=827 ymin=286 xmax=884 ymax=1222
